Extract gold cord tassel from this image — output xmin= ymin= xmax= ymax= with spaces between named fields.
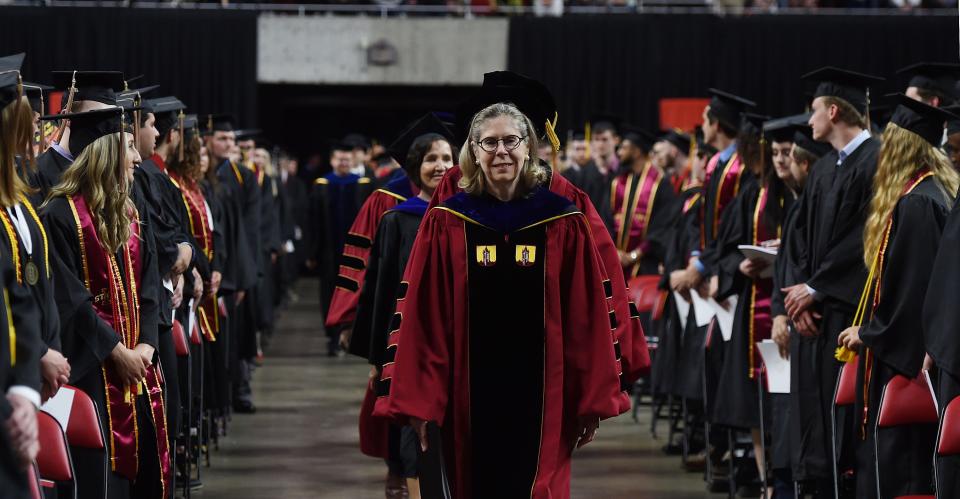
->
xmin=545 ymin=112 xmax=561 ymax=153
xmin=54 ymin=70 xmax=78 ymax=143
xmin=584 ymin=121 xmax=592 ymax=160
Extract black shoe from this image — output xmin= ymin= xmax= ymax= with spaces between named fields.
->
xmin=233 ymin=400 xmax=257 ymax=414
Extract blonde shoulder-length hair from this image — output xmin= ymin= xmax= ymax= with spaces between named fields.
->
xmin=863 ymin=123 xmax=960 ymax=267
xmin=458 ymin=102 xmax=547 ymax=197
xmin=1 ymin=96 xmax=35 ymax=207
xmin=47 ymin=132 xmax=135 ymax=254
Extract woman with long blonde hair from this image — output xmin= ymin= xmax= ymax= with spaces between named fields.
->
xmin=837 ymin=96 xmax=959 ymax=499
xmin=41 ymin=106 xmax=169 ymax=499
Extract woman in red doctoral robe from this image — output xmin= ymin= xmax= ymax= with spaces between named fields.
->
xmin=374 ymin=102 xmax=628 ymax=499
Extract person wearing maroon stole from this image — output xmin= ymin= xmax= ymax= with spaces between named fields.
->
xmin=838 ymin=97 xmax=959 ymax=498
xmin=610 ymin=125 xmax=679 ymax=279
xmin=375 ymin=98 xmax=627 ymax=499
xmin=711 ymin=113 xmax=793 ymax=487
xmin=41 ymin=107 xmax=168 ymax=499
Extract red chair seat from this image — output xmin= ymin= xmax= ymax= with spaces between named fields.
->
xmin=835 ymin=356 xmax=860 ymax=406
xmin=627 ymin=275 xmax=662 ymax=314
xmin=877 ymin=373 xmax=938 ymax=428
xmin=59 ymin=386 xmax=104 ymax=450
xmin=27 ymin=463 xmax=42 ymax=499
xmin=190 ymin=322 xmax=202 ymax=345
xmin=172 ymin=320 xmax=189 ymax=356
xmin=938 ymin=395 xmax=960 ymax=456
xmin=894 ymin=496 xmax=935 ymax=499
xmin=37 ymin=411 xmax=73 ymax=482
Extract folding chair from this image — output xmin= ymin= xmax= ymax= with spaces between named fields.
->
xmin=934 ymin=394 xmax=960 ymax=498
xmin=173 ymin=319 xmax=193 ymax=498
xmin=45 ymin=386 xmax=106 ymax=499
xmin=36 ymin=410 xmax=75 ymax=499
xmin=874 ymin=372 xmax=938 ymax=499
xmin=27 ymin=463 xmax=43 ymax=499
xmin=831 ymin=356 xmax=860 ymax=499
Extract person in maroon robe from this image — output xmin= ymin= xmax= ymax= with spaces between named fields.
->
xmin=375 ymin=92 xmax=628 ymax=497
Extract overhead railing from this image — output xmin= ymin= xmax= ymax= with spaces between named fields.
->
xmin=7 ymin=0 xmax=956 ymax=17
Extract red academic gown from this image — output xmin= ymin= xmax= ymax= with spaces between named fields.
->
xmin=375 ymin=187 xmax=628 ymax=499
xmin=428 ymin=166 xmax=650 ymax=389
xmin=325 ymin=176 xmax=416 ymax=329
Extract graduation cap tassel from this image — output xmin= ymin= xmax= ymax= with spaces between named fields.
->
xmin=864 ymin=88 xmax=872 ymax=137
xmin=39 ymin=91 xmax=47 ymax=153
xmin=545 ymin=112 xmax=561 ymax=153
xmin=133 ymin=92 xmax=142 ymax=153
xmin=54 ymin=71 xmax=78 ymax=144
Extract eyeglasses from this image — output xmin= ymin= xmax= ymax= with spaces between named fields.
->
xmin=476 ymin=135 xmax=526 ymax=153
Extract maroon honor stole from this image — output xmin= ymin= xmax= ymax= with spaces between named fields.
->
xmin=610 ymin=162 xmax=664 ymax=276
xmin=67 ymin=195 xmax=170 ymax=495
xmin=747 ymin=186 xmax=780 ymax=379
xmin=700 ymin=151 xmax=744 ymax=250
xmin=168 ymin=173 xmax=219 ymax=342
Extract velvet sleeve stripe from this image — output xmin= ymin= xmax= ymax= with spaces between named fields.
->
xmin=340 ymin=254 xmax=365 ymax=271
xmin=628 ymin=301 xmax=641 ymax=319
xmin=389 ymin=312 xmax=402 ymax=332
xmin=384 ymin=343 xmax=397 ymax=364
xmin=335 ymin=275 xmax=360 ymax=292
xmin=396 ymin=281 xmax=409 ymax=300
xmin=345 ymin=233 xmax=373 ymax=249
xmin=613 ymin=341 xmax=622 ymax=361
xmin=608 ymin=310 xmax=618 ymax=330
xmin=602 ymin=279 xmax=613 ymax=299
xmin=375 ymin=378 xmax=391 ymax=397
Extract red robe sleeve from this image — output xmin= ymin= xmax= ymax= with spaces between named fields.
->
xmin=426 ymin=166 xmax=463 ymax=211
xmin=373 ymin=209 xmax=462 ymax=426
xmin=553 ymin=214 xmax=631 ymax=419
xmin=552 ymin=174 xmax=650 ymax=386
xmin=325 ymin=190 xmax=403 ymax=328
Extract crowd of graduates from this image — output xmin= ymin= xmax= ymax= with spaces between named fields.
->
xmin=5 ymin=44 xmax=960 ymax=499
xmin=0 ymin=53 xmax=318 ymax=498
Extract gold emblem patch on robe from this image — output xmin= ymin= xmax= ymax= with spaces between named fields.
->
xmin=515 ymin=245 xmax=536 ymax=267
xmin=476 ymin=245 xmax=497 ymax=266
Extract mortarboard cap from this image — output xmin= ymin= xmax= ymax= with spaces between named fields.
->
xmin=456 ymin=71 xmax=559 ymax=150
xmin=887 ymin=93 xmax=960 ymax=146
xmin=22 ymin=82 xmax=52 ymax=114
xmin=51 ymin=70 xmax=125 ymax=106
xmin=387 ymin=112 xmax=455 ymax=169
xmin=740 ymin=112 xmax=770 ymax=137
xmin=660 ymin=129 xmax=691 ymax=153
xmin=791 ymin=127 xmax=833 ymax=159
xmin=144 ymin=96 xmax=186 ymax=138
xmin=589 ymin=113 xmax=622 ymax=134
xmin=201 ymin=114 xmax=235 ymax=135
xmin=707 ymin=88 xmax=756 ymax=130
xmin=235 ymin=128 xmax=263 ymax=142
xmin=762 ymin=113 xmax=811 ymax=143
xmin=0 ymin=53 xmax=25 ymax=109
xmin=801 ymin=66 xmax=884 ymax=116
xmin=897 ymin=62 xmax=960 ymax=101
xmin=342 ymin=133 xmax=371 ymax=150
xmin=619 ymin=124 xmax=657 ymax=153
xmin=38 ymin=106 xmax=133 ymax=155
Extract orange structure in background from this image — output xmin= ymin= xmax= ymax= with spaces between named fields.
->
xmin=659 ymin=98 xmax=710 ymax=132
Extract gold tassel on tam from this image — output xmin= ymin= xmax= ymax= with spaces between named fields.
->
xmin=584 ymin=121 xmax=592 ymax=160
xmin=54 ymin=70 xmax=78 ymax=143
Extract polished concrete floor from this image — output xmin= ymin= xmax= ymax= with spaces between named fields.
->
xmin=194 ymin=282 xmax=722 ymax=499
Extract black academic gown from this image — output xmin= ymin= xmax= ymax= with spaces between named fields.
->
xmin=711 ymin=179 xmax=791 ymax=431
xmin=278 ymin=173 xmax=309 ymax=292
xmin=0 ymin=231 xmax=44 ymax=499
xmin=308 ymin=173 xmax=374 ymax=330
xmin=31 ymin=147 xmax=72 ymax=203
xmin=562 ymin=160 xmax=614 ymax=235
xmin=42 ymin=195 xmax=163 ymax=499
xmin=852 ymin=177 xmax=951 ymax=499
xmin=651 ymin=185 xmax=701 ymax=397
xmin=673 ymin=193 xmax=711 ymax=403
xmin=786 ymin=137 xmax=879 ymax=483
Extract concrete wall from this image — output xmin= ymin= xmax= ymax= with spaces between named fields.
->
xmin=258 ymin=15 xmax=509 ymax=85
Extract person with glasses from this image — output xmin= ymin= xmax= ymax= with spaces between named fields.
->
xmin=373 ymin=93 xmax=629 ymax=497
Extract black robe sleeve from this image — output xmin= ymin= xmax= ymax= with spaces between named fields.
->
xmin=41 ymin=198 xmax=121 ymax=382
xmin=862 ymin=190 xmax=950 ymax=377
xmin=644 ymin=177 xmax=680 ymax=266
xmin=923 ymin=192 xmax=960 ymax=378
xmin=771 ymin=196 xmax=804 ymax=318
xmin=9 ymin=267 xmax=44 ymax=393
xmin=714 ymin=181 xmax=758 ymax=301
xmin=133 ymin=196 xmax=161 ymax=351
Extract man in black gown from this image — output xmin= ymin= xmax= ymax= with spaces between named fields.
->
xmin=781 ymin=67 xmax=883 ymax=496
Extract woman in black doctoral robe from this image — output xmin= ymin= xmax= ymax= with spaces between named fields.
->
xmin=838 ymin=97 xmax=960 ymax=499
xmin=351 ymin=114 xmax=456 ymax=499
